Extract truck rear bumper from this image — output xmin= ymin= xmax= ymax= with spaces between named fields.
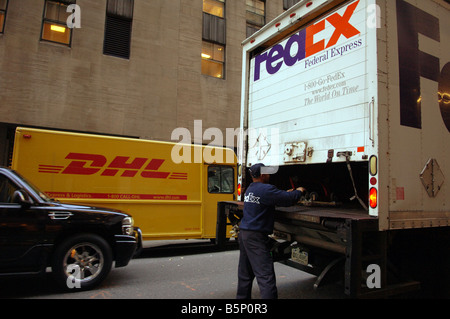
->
xmin=114 ymin=227 xmax=142 ymax=268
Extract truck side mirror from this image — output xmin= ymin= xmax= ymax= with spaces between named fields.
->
xmin=13 ymin=189 xmax=33 ymax=207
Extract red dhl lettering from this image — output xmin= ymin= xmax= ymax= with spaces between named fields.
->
xmin=38 ymin=153 xmax=188 ymax=180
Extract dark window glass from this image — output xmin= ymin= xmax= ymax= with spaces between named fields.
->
xmin=103 ymin=0 xmax=134 ymax=59
xmin=208 ymin=166 xmax=234 ymax=194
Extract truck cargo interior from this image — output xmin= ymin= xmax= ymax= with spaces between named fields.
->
xmin=247 ymin=161 xmax=369 ymax=212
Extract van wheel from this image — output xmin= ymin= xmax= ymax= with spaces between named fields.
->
xmin=52 ymin=234 xmax=113 ymax=291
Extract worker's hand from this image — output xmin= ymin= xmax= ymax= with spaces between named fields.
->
xmin=297 ymin=187 xmax=306 ymax=193
xmin=288 ymin=187 xmax=306 ymax=193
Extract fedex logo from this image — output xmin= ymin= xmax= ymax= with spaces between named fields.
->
xmin=38 ymin=153 xmax=188 ymax=180
xmin=397 ymin=0 xmax=450 ymax=132
xmin=253 ymin=0 xmax=361 ymax=81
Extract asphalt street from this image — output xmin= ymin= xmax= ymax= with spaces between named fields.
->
xmin=0 ymin=239 xmax=345 ymax=300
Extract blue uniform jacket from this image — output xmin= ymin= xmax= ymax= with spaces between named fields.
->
xmin=240 ymin=182 xmax=303 ymax=234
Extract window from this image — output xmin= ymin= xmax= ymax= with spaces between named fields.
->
xmin=41 ymin=0 xmax=75 ymax=46
xmin=246 ymin=0 xmax=265 ymax=37
xmin=0 ymin=0 xmax=8 ymax=33
xmin=283 ymin=0 xmax=301 ymax=10
xmin=202 ymin=0 xmax=225 ymax=79
xmin=203 ymin=0 xmax=225 ymax=18
xmin=0 ymin=175 xmax=18 ymax=204
xmin=103 ymin=0 xmax=134 ymax=59
xmin=202 ymin=41 xmax=225 ymax=79
xmin=208 ymin=166 xmax=234 ymax=194
xmin=202 ymin=0 xmax=226 ymax=44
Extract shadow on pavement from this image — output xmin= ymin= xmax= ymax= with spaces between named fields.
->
xmin=136 ymin=239 xmax=239 ymax=258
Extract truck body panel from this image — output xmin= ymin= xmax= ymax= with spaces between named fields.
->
xmin=230 ymin=0 xmax=450 ymax=297
xmin=12 ymin=128 xmax=237 ymax=241
xmin=246 ymin=0 xmax=377 ymax=166
xmin=239 ymin=0 xmax=450 ymax=231
xmin=380 ymin=0 xmax=450 ymax=230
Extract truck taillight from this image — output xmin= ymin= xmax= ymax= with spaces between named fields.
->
xmin=369 ymin=188 xmax=377 ymax=208
xmin=237 ymin=183 xmax=241 ymax=196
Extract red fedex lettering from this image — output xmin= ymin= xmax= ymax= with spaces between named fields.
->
xmin=307 ymin=0 xmax=361 ymax=55
xmin=325 ymin=0 xmax=361 ymax=48
xmin=62 ymin=153 xmax=107 ymax=175
xmin=306 ymin=20 xmax=326 ymax=58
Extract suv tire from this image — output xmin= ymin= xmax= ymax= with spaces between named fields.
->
xmin=52 ymin=233 xmax=113 ymax=291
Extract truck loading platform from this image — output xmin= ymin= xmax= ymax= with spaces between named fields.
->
xmin=217 ymin=201 xmax=420 ymax=298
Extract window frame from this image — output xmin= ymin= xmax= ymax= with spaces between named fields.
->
xmin=207 ymin=165 xmax=235 ymax=194
xmin=283 ymin=0 xmax=301 ymax=10
xmin=246 ymin=0 xmax=265 ymax=37
xmin=203 ymin=0 xmax=225 ymax=19
xmin=40 ymin=0 xmax=75 ymax=47
xmin=202 ymin=0 xmax=226 ymax=79
xmin=0 ymin=0 xmax=9 ymax=34
xmin=202 ymin=40 xmax=226 ymax=79
xmin=246 ymin=0 xmax=265 ymax=26
xmin=103 ymin=0 xmax=134 ymax=60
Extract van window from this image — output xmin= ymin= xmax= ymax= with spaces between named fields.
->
xmin=208 ymin=166 xmax=234 ymax=194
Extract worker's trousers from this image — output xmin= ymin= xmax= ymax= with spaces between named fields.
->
xmin=236 ymin=229 xmax=278 ymax=299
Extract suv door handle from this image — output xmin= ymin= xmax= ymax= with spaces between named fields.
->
xmin=48 ymin=211 xmax=73 ymax=220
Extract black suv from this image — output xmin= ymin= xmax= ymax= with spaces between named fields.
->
xmin=0 ymin=167 xmax=142 ymax=291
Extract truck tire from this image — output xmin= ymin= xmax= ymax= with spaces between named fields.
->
xmin=52 ymin=233 xmax=113 ymax=291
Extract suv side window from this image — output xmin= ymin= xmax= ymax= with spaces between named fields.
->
xmin=0 ymin=174 xmax=19 ymax=203
xmin=208 ymin=166 xmax=234 ymax=194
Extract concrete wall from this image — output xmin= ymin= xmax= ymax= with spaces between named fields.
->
xmin=0 ymin=0 xmax=285 ymax=143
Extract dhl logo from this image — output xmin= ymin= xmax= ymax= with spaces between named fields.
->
xmin=38 ymin=153 xmax=188 ymax=180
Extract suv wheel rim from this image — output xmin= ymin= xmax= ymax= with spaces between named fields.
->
xmin=63 ymin=242 xmax=104 ymax=283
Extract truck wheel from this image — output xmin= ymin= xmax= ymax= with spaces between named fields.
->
xmin=52 ymin=234 xmax=113 ymax=291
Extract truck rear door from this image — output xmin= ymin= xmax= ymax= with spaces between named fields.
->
xmin=244 ymin=0 xmax=378 ymax=166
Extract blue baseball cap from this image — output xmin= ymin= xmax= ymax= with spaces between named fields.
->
xmin=249 ymin=163 xmax=278 ymax=178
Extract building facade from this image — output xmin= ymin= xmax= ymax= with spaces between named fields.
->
xmin=0 ymin=0 xmax=297 ymax=165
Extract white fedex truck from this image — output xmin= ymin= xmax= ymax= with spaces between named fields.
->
xmin=217 ymin=0 xmax=450 ymax=297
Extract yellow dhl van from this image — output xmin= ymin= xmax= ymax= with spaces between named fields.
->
xmin=11 ymin=127 xmax=237 ymax=242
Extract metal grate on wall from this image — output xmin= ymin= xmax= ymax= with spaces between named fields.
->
xmin=103 ymin=0 xmax=133 ymax=59
xmin=103 ymin=15 xmax=132 ymax=59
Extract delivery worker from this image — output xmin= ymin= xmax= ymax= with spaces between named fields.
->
xmin=236 ymin=163 xmax=305 ymax=299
